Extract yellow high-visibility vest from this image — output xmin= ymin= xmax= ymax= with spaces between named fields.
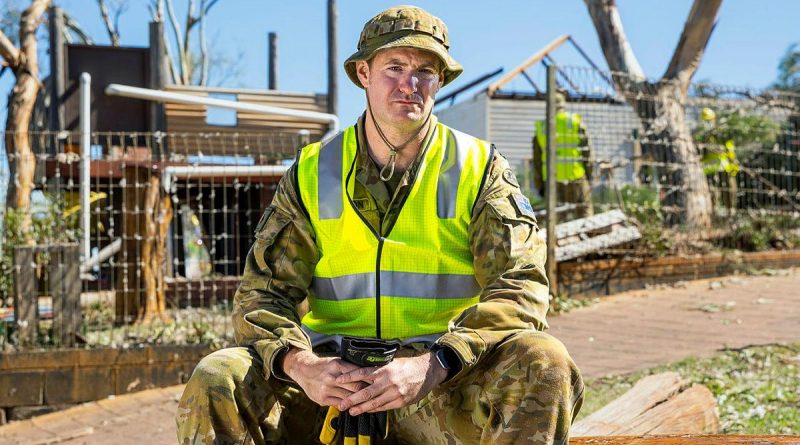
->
xmin=535 ymin=112 xmax=586 ymax=181
xmin=296 ymin=123 xmax=492 ymax=340
xmin=703 ymin=140 xmax=739 ymax=176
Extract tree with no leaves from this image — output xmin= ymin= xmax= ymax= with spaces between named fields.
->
xmin=584 ymin=0 xmax=722 ymax=230
xmin=0 ymin=0 xmax=51 ymax=243
xmin=148 ymin=0 xmax=225 ymax=86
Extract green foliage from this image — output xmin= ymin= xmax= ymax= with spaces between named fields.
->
xmin=722 ymin=212 xmax=800 ymax=251
xmin=0 ymin=194 xmax=81 ymax=301
xmin=693 ymin=109 xmax=780 ymax=149
xmin=548 ymin=293 xmax=598 ymax=316
xmin=774 ymin=42 xmax=800 ymax=92
xmin=616 ymin=185 xmax=672 ymax=255
xmin=578 ymin=343 xmax=800 ymax=434
xmin=78 ymin=305 xmax=234 ymax=351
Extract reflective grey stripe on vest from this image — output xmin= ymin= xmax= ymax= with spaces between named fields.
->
xmin=317 ymin=132 xmax=344 ymax=219
xmin=312 ymin=271 xmax=480 ymax=301
xmin=301 ymin=325 xmax=443 ymax=349
xmin=437 ymin=128 xmax=473 ymax=218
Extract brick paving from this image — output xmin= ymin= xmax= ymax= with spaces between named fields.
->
xmin=549 ymin=267 xmax=800 ymax=378
xmin=1 ymin=268 xmax=798 ymax=444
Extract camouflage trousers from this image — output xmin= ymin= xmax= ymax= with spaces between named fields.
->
xmin=556 ymin=180 xmax=593 ymax=219
xmin=176 ymin=330 xmax=584 ymax=445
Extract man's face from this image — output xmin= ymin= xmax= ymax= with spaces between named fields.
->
xmin=356 ymin=47 xmax=443 ymax=132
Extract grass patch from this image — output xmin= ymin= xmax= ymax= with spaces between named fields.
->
xmin=1 ymin=304 xmax=236 ymax=352
xmin=578 ymin=343 xmax=800 ymax=434
xmin=548 ymin=293 xmax=599 ymax=316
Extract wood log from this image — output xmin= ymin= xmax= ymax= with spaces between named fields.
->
xmin=620 ymin=385 xmax=720 ymax=435
xmin=571 ymin=435 xmax=800 ymax=445
xmin=572 ymin=372 xmax=685 ymax=436
xmin=572 ymin=372 xmax=720 ymax=437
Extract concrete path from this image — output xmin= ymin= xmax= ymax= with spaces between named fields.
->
xmin=1 ymin=268 xmax=798 ymax=445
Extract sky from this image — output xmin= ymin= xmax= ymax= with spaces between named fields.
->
xmin=0 ymin=0 xmax=798 ymax=127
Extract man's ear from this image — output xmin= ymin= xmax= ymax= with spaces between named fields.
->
xmin=356 ymin=60 xmax=370 ymax=89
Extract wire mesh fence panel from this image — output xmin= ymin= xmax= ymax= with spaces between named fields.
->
xmin=1 ymin=130 xmax=305 ymax=351
xmin=2 ymin=69 xmax=800 ymax=350
xmin=509 ymin=65 xmax=800 ymax=258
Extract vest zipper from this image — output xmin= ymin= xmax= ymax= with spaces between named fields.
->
xmin=343 ymin=146 xmax=385 ymax=339
xmin=375 ymin=237 xmax=385 ymax=339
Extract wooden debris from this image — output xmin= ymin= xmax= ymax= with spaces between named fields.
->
xmin=572 ymin=372 xmax=720 ymax=437
xmin=571 ymin=435 xmax=800 ymax=445
xmin=539 ymin=210 xmax=642 ymax=262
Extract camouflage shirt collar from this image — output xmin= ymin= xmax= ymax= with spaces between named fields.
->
xmin=354 ymin=112 xmax=439 ymax=203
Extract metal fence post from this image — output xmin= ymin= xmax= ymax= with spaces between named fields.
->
xmin=545 ymin=65 xmax=558 ymax=296
xmin=80 ymin=72 xmax=91 ymax=264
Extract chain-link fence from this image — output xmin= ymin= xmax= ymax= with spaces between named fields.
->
xmin=1 ymin=130 xmax=305 ymax=351
xmin=515 ymin=65 xmax=800 ymax=258
xmin=2 ymin=67 xmax=800 ymax=351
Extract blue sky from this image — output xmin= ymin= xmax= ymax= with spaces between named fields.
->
xmin=1 ymin=0 xmax=798 ymax=126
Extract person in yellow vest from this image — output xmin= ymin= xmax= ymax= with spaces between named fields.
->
xmin=176 ymin=6 xmax=583 ymax=445
xmin=699 ymin=108 xmax=739 ymax=212
xmin=532 ymin=92 xmax=595 ymax=218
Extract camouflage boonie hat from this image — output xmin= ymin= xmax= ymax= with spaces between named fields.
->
xmin=344 ymin=5 xmax=463 ymax=89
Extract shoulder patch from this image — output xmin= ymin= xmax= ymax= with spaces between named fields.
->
xmin=502 ymin=169 xmax=519 ymax=188
xmin=510 ymin=193 xmax=536 ymax=220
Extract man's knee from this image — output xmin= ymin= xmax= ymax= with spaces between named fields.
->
xmin=184 ymin=347 xmax=259 ymax=396
xmin=494 ymin=331 xmax=581 ymax=388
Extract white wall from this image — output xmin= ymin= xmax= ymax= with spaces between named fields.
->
xmin=436 ymin=94 xmax=488 ymax=139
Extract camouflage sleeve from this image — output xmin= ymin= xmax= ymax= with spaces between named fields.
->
xmin=231 ymin=162 xmax=318 ymax=378
xmin=435 ymin=150 xmax=550 ymax=385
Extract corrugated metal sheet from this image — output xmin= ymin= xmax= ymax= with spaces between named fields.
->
xmin=440 ymin=95 xmax=643 ymax=184
xmin=164 ymin=85 xmax=329 ymax=155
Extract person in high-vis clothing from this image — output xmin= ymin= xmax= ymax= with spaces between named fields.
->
xmin=699 ymin=107 xmax=739 ymax=212
xmin=532 ymin=93 xmax=594 ymax=218
xmin=176 ymin=5 xmax=583 ymax=445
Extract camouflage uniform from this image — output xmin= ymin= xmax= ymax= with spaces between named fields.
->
xmin=177 ymin=115 xmax=584 ymax=444
xmin=178 ymin=5 xmax=583 ymax=444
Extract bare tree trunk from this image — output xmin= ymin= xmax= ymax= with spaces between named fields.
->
xmin=164 ymin=0 xmax=188 ymax=84
xmin=583 ymin=0 xmax=720 ymax=230
xmin=139 ymin=174 xmax=172 ymax=322
xmin=199 ymin=0 xmax=209 ymax=85
xmin=650 ymin=83 xmax=712 ymax=228
xmin=183 ymin=0 xmax=195 ymax=84
xmin=1 ymin=0 xmax=52 ymax=243
xmin=96 ymin=0 xmax=121 ymax=46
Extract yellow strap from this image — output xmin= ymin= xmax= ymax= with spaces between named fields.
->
xmin=358 ymin=434 xmax=372 ymax=445
xmin=319 ymin=406 xmax=340 ymax=444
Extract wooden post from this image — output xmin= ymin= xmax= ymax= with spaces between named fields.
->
xmin=632 ymin=128 xmax=641 ymax=186
xmin=545 ymin=65 xmax=558 ymax=296
xmin=268 ymin=32 xmax=278 ymax=90
xmin=327 ymin=0 xmax=338 ymax=116
xmin=13 ymin=246 xmax=38 ymax=347
xmin=115 ymin=166 xmax=149 ymax=323
xmin=148 ymin=21 xmax=166 ymax=134
xmin=50 ymin=244 xmax=81 ymax=347
xmin=48 ymin=6 xmax=65 ymax=135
